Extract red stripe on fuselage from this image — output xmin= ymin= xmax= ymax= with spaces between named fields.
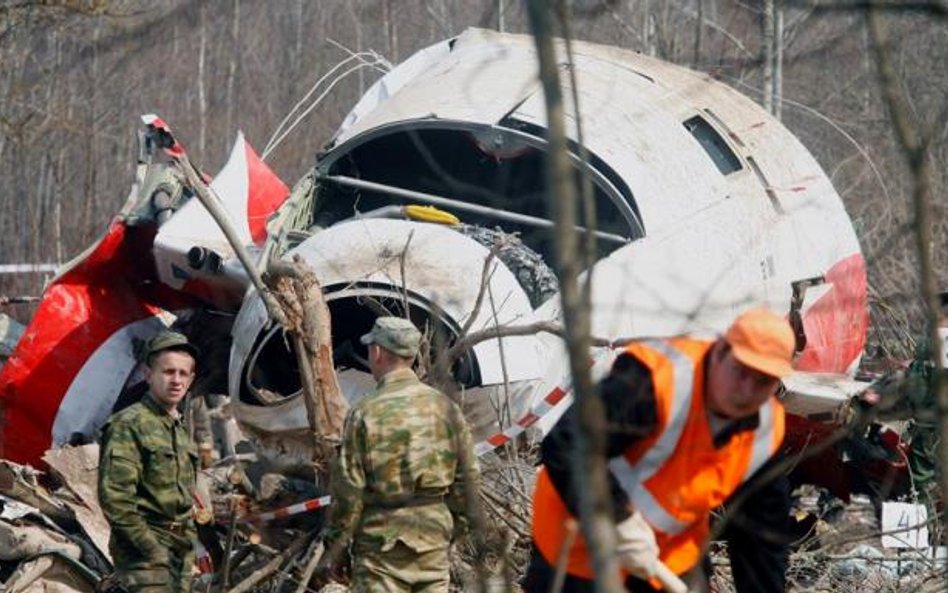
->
xmin=795 ymin=253 xmax=868 ymax=374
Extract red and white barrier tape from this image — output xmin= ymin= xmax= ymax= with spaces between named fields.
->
xmin=473 ymin=380 xmax=572 ymax=457
xmin=469 ymin=348 xmax=615 ymax=457
xmin=246 ymin=495 xmax=332 ymax=525
xmin=241 ymin=349 xmax=616 ymax=524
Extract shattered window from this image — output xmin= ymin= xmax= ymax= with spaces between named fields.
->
xmin=683 ymin=115 xmax=743 ymax=176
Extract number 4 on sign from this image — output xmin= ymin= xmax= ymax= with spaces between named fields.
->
xmin=882 ymin=502 xmax=929 ymax=549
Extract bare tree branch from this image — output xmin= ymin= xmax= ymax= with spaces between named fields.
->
xmin=460 ymin=247 xmax=500 ymax=338
xmin=525 ymin=3 xmax=624 ymax=591
xmin=867 ymin=1 xmax=948 ymax=535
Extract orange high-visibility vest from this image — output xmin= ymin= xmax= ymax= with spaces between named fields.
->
xmin=532 ymin=338 xmax=785 ymax=580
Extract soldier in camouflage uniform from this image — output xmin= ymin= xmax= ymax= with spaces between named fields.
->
xmin=319 ymin=317 xmax=480 ymax=593
xmin=98 ymin=331 xmax=200 ymax=593
xmin=903 ymin=292 xmax=948 ymax=509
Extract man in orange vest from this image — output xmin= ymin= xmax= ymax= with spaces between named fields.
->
xmin=524 ymin=307 xmax=796 ymax=592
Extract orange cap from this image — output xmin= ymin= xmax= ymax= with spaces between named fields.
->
xmin=724 ymin=308 xmax=795 ymax=378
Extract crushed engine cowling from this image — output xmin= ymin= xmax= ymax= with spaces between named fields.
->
xmin=229 ymin=218 xmax=549 ymax=467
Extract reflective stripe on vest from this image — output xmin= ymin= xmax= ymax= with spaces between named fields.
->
xmin=608 ymin=340 xmax=694 ymax=534
xmin=608 ymin=340 xmax=781 ymax=536
xmin=530 ymin=337 xmax=785 ymax=580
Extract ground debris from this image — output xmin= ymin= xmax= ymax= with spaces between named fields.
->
xmin=708 ymin=487 xmax=948 ymax=592
xmin=0 ymin=454 xmax=110 ymax=592
xmin=43 ymin=445 xmax=111 ymax=561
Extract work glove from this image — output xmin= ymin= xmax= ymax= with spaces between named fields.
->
xmin=615 ymin=511 xmax=659 ymax=580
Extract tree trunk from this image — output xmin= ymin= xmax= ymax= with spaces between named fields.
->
xmin=226 ymin=0 xmax=241 ymax=135
xmin=774 ymin=2 xmax=784 ymax=119
xmin=383 ymin=0 xmax=397 ymax=63
xmin=293 ymin=0 xmax=304 ymax=83
xmin=349 ymin=2 xmax=365 ymax=96
xmin=525 ymin=3 xmax=624 ymax=591
xmin=643 ymin=0 xmax=656 ymax=56
xmin=265 ymin=258 xmax=347 ymax=472
xmin=198 ymin=1 xmax=208 ymax=160
xmin=867 ymin=6 xmax=948 ymax=541
xmin=762 ymin=0 xmax=775 ymax=114
xmin=693 ymin=0 xmax=703 ymax=68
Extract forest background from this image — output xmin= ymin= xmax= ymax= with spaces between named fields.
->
xmin=0 ymin=0 xmax=945 ymax=351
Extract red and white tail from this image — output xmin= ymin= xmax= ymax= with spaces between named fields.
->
xmin=0 ymin=117 xmax=288 ymax=466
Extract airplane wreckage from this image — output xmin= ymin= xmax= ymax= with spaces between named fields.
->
xmin=0 ymin=27 xmax=916 ymax=590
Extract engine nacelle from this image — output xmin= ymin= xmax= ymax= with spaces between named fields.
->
xmin=229 ymin=218 xmax=548 ymax=466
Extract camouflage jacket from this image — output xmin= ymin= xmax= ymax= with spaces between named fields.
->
xmin=903 ymin=339 xmax=948 ymax=495
xmin=98 ymin=393 xmax=197 ymax=565
xmin=324 ymin=368 xmax=479 ymax=554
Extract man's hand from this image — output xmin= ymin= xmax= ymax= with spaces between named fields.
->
xmin=616 ymin=511 xmax=659 ymax=579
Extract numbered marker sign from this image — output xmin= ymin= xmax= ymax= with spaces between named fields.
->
xmin=882 ymin=502 xmax=929 ymax=549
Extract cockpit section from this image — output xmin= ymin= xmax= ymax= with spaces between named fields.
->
xmin=310 ymin=122 xmax=645 ymax=263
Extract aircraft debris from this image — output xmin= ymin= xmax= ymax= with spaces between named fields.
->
xmin=2 ymin=553 xmax=98 ymax=593
xmin=0 ymin=518 xmax=82 ymax=562
xmin=0 ymin=456 xmax=110 ymax=593
xmin=42 ymin=446 xmax=111 ymax=560
xmin=0 ymin=461 xmax=75 ymax=525
xmin=0 ymin=25 xmax=937 ymax=592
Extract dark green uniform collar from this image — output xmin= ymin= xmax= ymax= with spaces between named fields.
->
xmin=376 ymin=367 xmax=418 ymax=389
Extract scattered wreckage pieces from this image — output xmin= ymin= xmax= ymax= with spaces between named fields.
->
xmin=0 ymin=453 xmax=110 ymax=593
xmin=0 ymin=516 xmax=83 ymax=561
xmin=0 ymin=461 xmax=75 ymax=525
xmin=0 ymin=449 xmax=326 ymax=593
xmin=225 ymin=533 xmax=314 ymax=593
xmin=0 ymin=517 xmax=93 ymax=593
xmin=197 ymin=449 xmax=530 ymax=592
xmin=42 ymin=445 xmax=111 ymax=561
xmin=0 ymin=401 xmax=539 ymax=593
xmin=3 ymin=553 xmax=99 ymax=593
xmin=186 ymin=452 xmax=328 ymax=590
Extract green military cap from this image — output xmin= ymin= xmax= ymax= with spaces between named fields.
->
xmin=144 ymin=330 xmax=199 ymax=361
xmin=360 ymin=316 xmax=422 ymax=359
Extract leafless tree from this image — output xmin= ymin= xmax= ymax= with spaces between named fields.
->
xmin=1 ymin=2 xmax=947 ymax=589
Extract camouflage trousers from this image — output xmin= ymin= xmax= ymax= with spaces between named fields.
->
xmin=114 ymin=527 xmax=195 ymax=593
xmin=350 ymin=539 xmax=450 ymax=593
